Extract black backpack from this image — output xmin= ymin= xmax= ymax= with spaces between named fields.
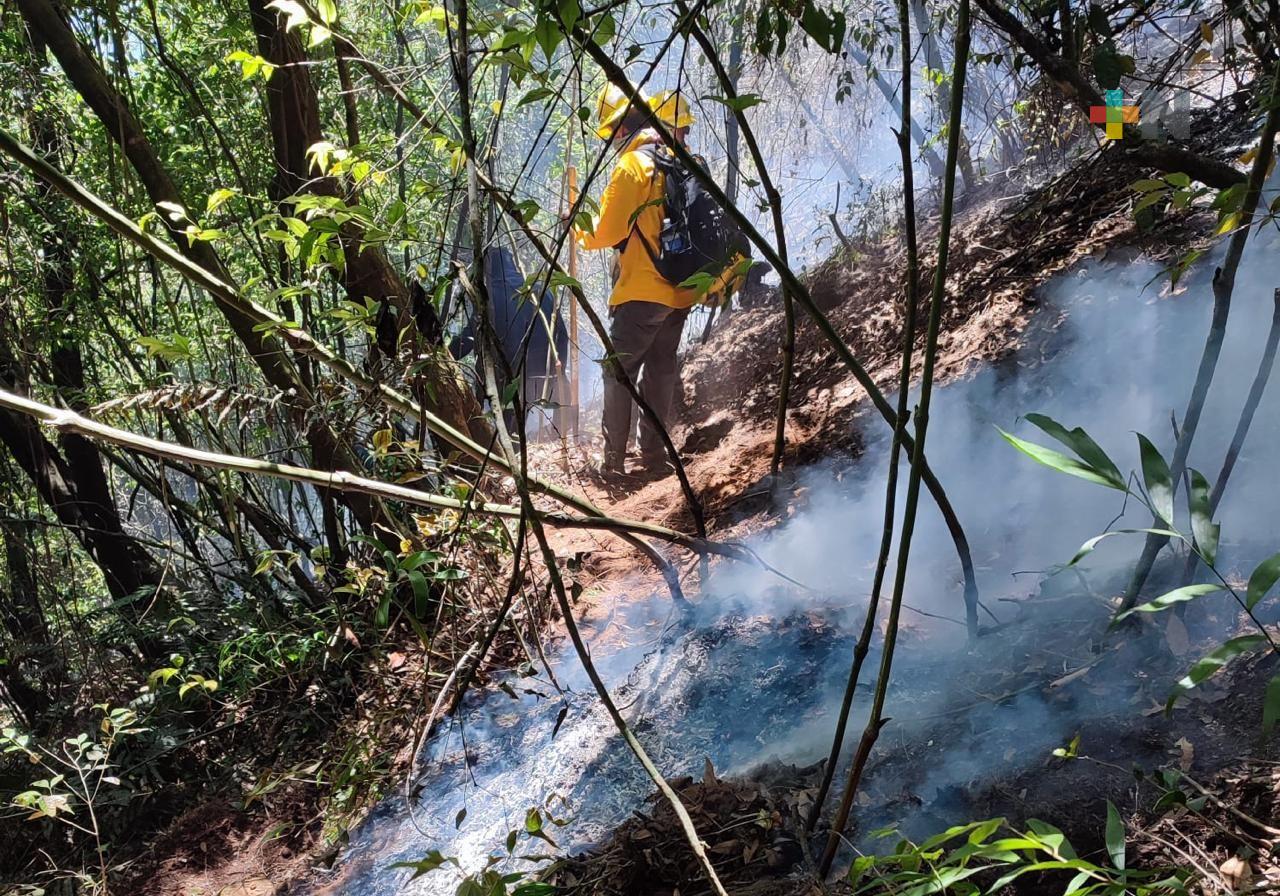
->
xmin=633 ymin=145 xmax=749 ymax=289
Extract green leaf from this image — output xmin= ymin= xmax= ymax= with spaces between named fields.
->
xmin=557 ymin=0 xmax=581 ymax=31
xmin=516 ymin=87 xmax=554 ymax=108
xmin=390 ymin=850 xmax=456 ymax=880
xmin=404 ymin=569 xmax=430 ymax=618
xmin=678 ymin=271 xmax=717 ymax=294
xmin=316 ymin=0 xmax=337 ymax=24
xmin=534 ymin=18 xmax=561 ymax=61
xmin=513 ymin=885 xmax=557 ymax=896
xmin=500 ymin=379 xmax=521 ymax=408
xmin=267 ymin=0 xmax=310 ymax=31
xmin=1187 ymin=469 xmax=1219 ymax=566
xmin=1134 ymin=190 xmax=1167 ymax=215
xmin=590 ymin=12 xmax=616 ymax=46
xmin=548 ymin=271 xmax=581 ymax=291
xmin=1024 ymin=414 xmax=1125 ymax=489
xmin=798 ymin=0 xmax=845 ymax=53
xmin=1167 ymin=635 xmax=1268 ymax=712
xmin=1264 ymin=675 xmax=1280 ymax=736
xmin=998 ymin=429 xmax=1126 ymax=489
xmin=206 ymin=188 xmax=236 ymax=215
xmin=1116 ymin=584 xmax=1221 ymax=620
xmin=705 ymin=93 xmax=765 ymax=112
xmin=1136 ymin=434 xmax=1174 ymax=523
xmin=1247 ymin=551 xmax=1280 ymax=609
xmin=1132 ymin=178 xmax=1167 ymax=193
xmin=1066 ymin=528 xmax=1178 ymax=566
xmin=524 ymin=807 xmax=542 ymax=834
xmin=1104 ymin=801 xmax=1125 ymax=870
xmin=1093 ymin=41 xmax=1125 ymax=89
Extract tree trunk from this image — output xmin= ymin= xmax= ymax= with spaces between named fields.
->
xmin=15 ymin=0 xmax=397 ymax=532
xmin=247 ymin=0 xmax=490 ymax=447
xmin=0 ymin=516 xmax=55 ymax=727
xmin=0 ymin=363 xmax=160 ymax=611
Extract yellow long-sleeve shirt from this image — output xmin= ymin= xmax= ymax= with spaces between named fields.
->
xmin=576 ymin=132 xmax=701 ymax=310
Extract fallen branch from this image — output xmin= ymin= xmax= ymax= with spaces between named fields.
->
xmin=0 ymin=126 xmax=708 ymax=569
xmin=973 ymin=0 xmax=1245 ymax=190
xmin=0 ymin=388 xmax=772 ymax=566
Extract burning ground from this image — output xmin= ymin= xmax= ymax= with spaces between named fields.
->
xmin=295 ymin=94 xmax=1280 ymax=896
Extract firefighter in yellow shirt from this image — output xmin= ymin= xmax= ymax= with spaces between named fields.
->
xmin=577 ymin=86 xmax=700 ymax=477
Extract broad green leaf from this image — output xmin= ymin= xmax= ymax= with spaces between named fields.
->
xmin=1093 ymin=42 xmax=1130 ymax=90
xmin=1187 ymin=469 xmax=1219 ymax=566
xmin=1136 ymin=434 xmax=1173 ymax=523
xmin=308 ymin=24 xmax=332 ymax=47
xmin=534 ymin=18 xmax=561 ymax=61
xmin=206 ymin=188 xmax=236 ymax=214
xmin=1247 ymin=551 xmax=1280 ymax=609
xmin=1024 ymin=414 xmax=1125 ymax=489
xmin=316 ymin=0 xmax=337 ymax=24
xmin=516 ymin=87 xmax=554 ymax=108
xmin=1116 ymin=583 xmax=1221 ymax=620
xmin=1264 ymin=675 xmax=1280 ymax=736
xmin=998 ymin=430 xmax=1124 ymax=489
xmin=1104 ymin=801 xmax=1125 ymax=870
xmin=1167 ymin=634 xmax=1267 ymax=712
xmin=590 ymin=12 xmax=616 ymax=46
xmin=558 ymin=0 xmax=581 ymax=31
xmin=1132 ymin=179 xmax=1166 ymax=193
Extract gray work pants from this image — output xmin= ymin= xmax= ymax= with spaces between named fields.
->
xmin=602 ymin=301 xmax=689 ymax=464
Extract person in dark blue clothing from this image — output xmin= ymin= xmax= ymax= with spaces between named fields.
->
xmin=451 ymin=246 xmax=570 ymax=437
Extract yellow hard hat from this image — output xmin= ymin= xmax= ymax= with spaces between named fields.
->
xmin=595 ymin=83 xmax=645 ymax=139
xmin=649 ymin=90 xmax=695 ymax=129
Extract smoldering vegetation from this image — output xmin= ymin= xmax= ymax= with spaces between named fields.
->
xmin=303 ymin=166 xmax=1280 ymax=894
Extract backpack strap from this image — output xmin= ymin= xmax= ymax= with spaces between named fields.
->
xmin=617 ymin=143 xmax=668 ymax=268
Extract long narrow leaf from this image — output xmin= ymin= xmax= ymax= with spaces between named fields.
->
xmin=999 ymin=430 xmax=1125 ymax=489
xmin=1104 ymin=801 xmax=1125 ymax=870
xmin=1247 ymin=551 xmax=1280 ymax=609
xmin=1116 ymin=584 xmax=1221 ymax=620
xmin=1264 ymin=675 xmax=1280 ymax=737
xmin=1025 ymin=414 xmax=1125 ymax=489
xmin=1136 ymin=434 xmax=1174 ymax=523
xmin=1067 ymin=528 xmax=1179 ymax=567
xmin=1187 ymin=469 xmax=1219 ymax=567
xmin=1167 ymin=635 xmax=1267 ymax=712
